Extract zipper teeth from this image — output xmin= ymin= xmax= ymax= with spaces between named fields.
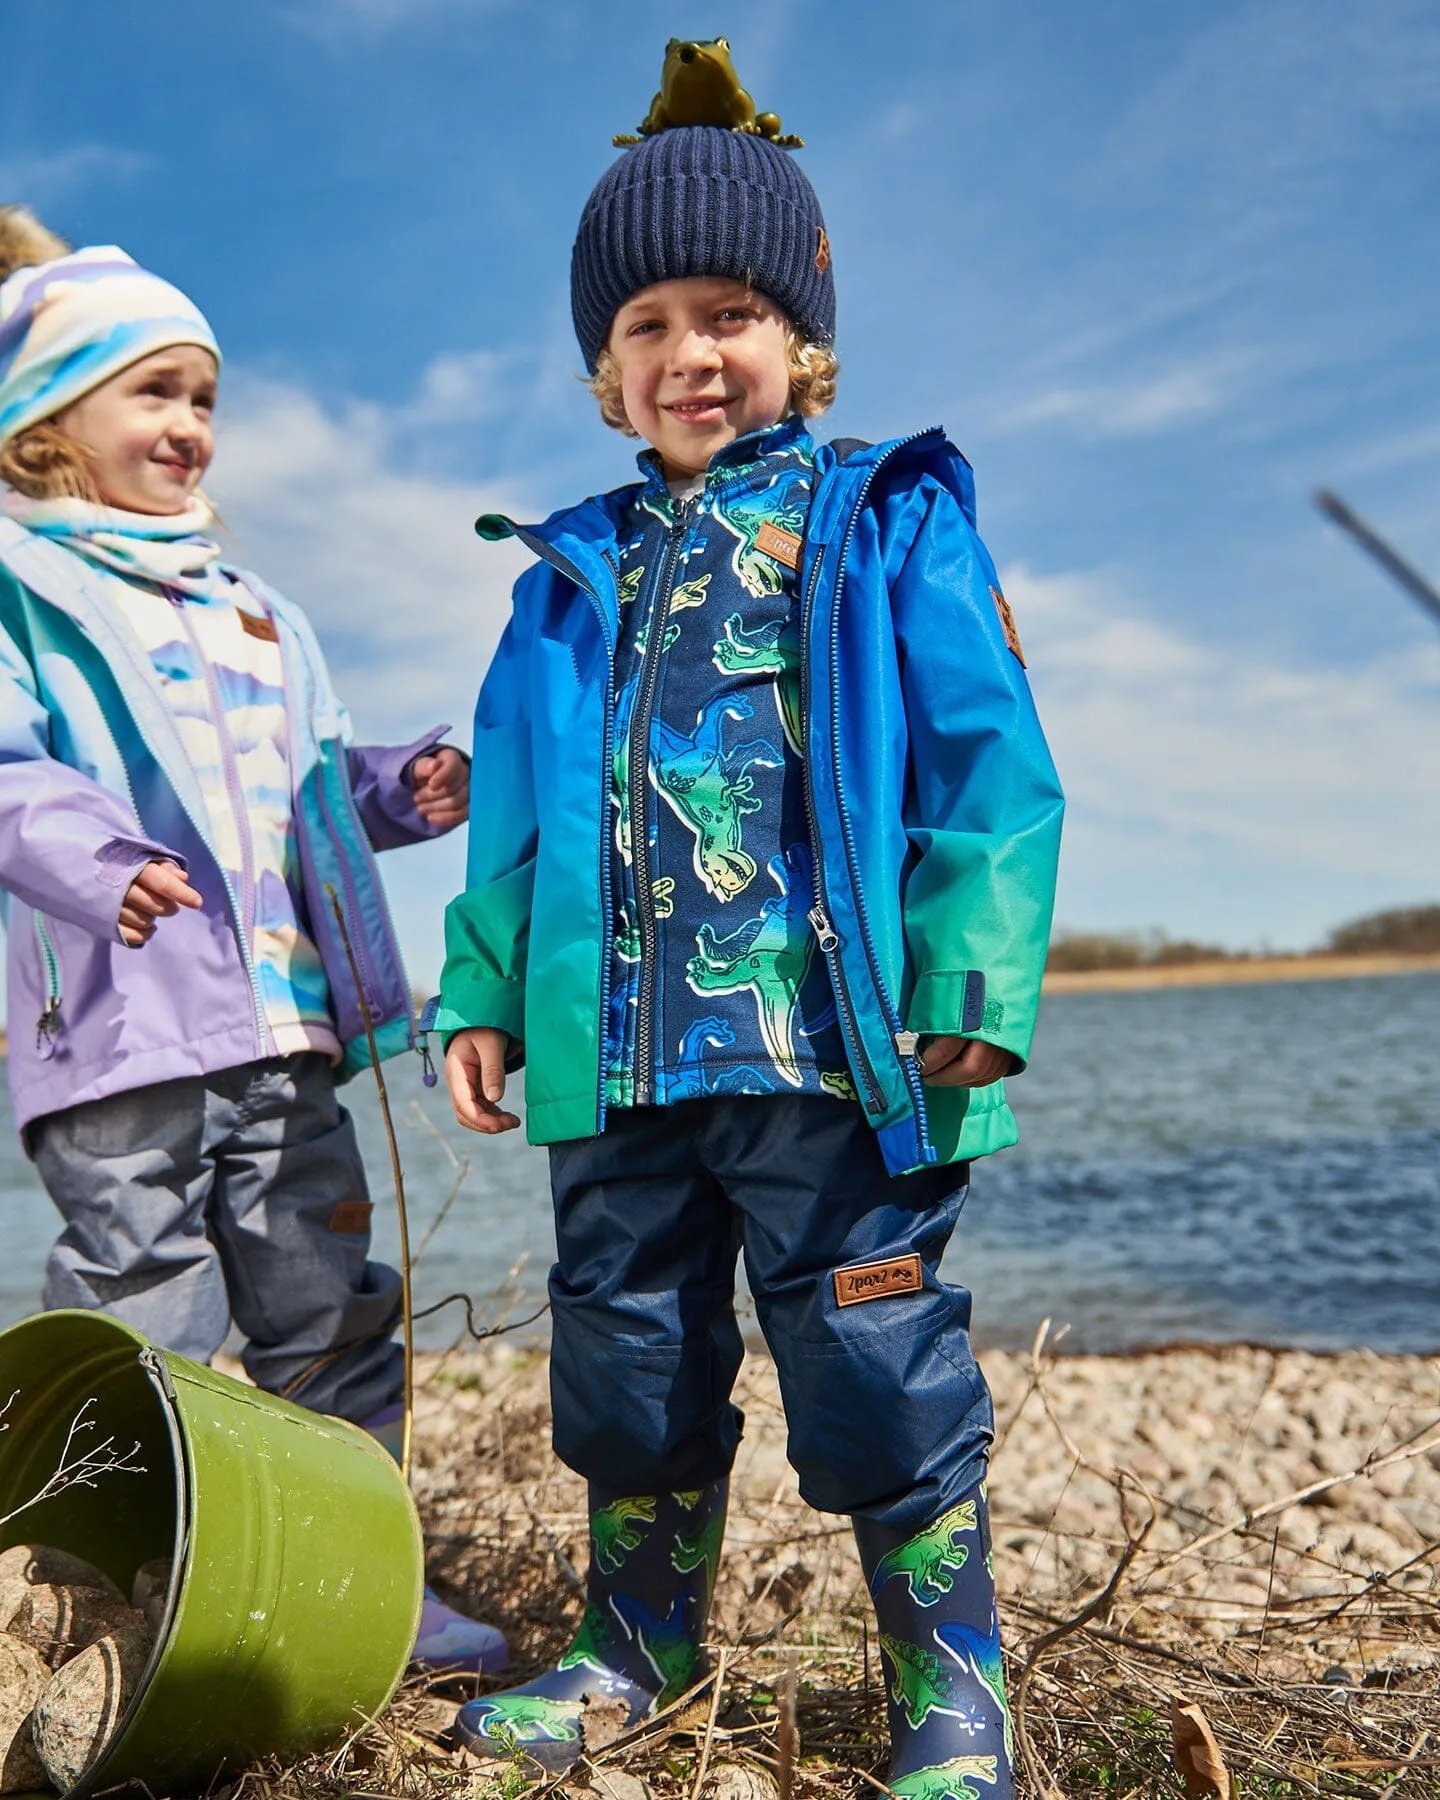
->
xmin=805 ymin=432 xmax=944 ymax=1145
xmin=800 ymin=550 xmax=886 ymax=1115
xmin=828 ymin=433 xmax=938 ymax=1154
xmin=630 ymin=502 xmax=692 ymax=1106
xmin=35 ymin=916 xmax=60 ymax=1007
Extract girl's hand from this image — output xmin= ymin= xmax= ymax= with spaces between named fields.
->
xmin=918 ymin=1035 xmax=1013 ymax=1088
xmin=445 ymin=1027 xmax=521 ymax=1134
xmin=412 ymin=747 xmax=470 ymax=829
xmin=119 ymin=860 xmax=203 ymax=947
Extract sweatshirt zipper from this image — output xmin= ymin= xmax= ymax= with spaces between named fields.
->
xmin=803 ymin=432 xmax=942 ymax=1151
xmin=34 ymin=915 xmax=62 ymax=1055
xmin=630 ymin=497 xmax=695 ymax=1107
xmin=169 ymin=591 xmax=270 ymax=1052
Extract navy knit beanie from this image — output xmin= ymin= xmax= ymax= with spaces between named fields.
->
xmin=571 ymin=127 xmax=835 ymax=372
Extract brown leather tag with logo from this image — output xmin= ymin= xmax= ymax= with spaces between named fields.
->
xmin=755 ymin=520 xmax=802 ymax=571
xmin=834 ymin=1253 xmax=923 ymax=1307
xmin=329 ymin=1201 xmax=372 ymax=1234
xmin=989 ymin=585 xmax=1026 ymax=666
xmin=240 ymin=609 xmax=280 ymax=643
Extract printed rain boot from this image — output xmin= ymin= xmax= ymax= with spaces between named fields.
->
xmin=852 ymin=1480 xmax=1014 ymax=1800
xmin=455 ymin=1481 xmax=727 ymax=1773
xmin=361 ymin=1403 xmax=509 ymax=1675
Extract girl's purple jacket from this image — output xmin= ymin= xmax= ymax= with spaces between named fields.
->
xmin=0 ymin=516 xmax=445 ymax=1147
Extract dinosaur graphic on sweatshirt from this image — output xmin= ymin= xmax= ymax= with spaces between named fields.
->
xmin=651 ymin=693 xmax=781 ymax=900
xmin=684 ymin=844 xmax=817 ymax=1087
xmin=712 ymin=611 xmax=803 ymax=754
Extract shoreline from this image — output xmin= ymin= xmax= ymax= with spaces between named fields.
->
xmin=3 ymin=953 xmax=1435 ymax=1062
xmin=1043 ymin=947 xmax=1440 ymax=994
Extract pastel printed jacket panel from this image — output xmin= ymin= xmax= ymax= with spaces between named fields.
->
xmin=0 ymin=515 xmax=441 ymax=1144
xmin=605 ymin=421 xmax=851 ymax=1109
xmin=437 ymin=428 xmax=1065 ymax=1176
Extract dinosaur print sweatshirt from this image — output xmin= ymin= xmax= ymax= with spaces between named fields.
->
xmin=605 ymin=418 xmax=852 ymax=1109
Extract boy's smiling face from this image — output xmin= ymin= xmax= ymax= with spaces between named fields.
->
xmin=606 ymin=276 xmax=792 ymax=481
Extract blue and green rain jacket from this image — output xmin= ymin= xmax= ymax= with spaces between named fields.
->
xmin=435 ymin=421 xmax=1064 ymax=1176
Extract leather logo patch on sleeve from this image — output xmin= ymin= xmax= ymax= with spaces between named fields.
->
xmin=240 ymin=610 xmax=280 ymax=643
xmin=989 ymin=586 xmax=1026 ymax=666
xmin=755 ymin=520 xmax=803 ymax=571
xmin=329 ymin=1201 xmax=373 ymax=1234
xmin=834 ymin=1253 xmax=924 ymax=1307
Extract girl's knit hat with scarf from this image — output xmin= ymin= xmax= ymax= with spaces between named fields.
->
xmin=0 ymin=208 xmax=220 ymax=446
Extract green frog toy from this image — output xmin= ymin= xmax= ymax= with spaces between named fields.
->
xmin=614 ymin=38 xmax=803 ymax=148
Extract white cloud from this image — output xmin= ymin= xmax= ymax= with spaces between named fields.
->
xmin=1010 ymin=561 xmax=1440 ymax=943
xmin=1001 ymin=357 xmax=1242 ymax=439
xmin=0 ymin=146 xmax=152 ymax=208
xmin=208 ymin=370 xmax=531 ymax=743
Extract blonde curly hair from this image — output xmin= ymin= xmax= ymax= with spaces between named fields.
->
xmin=588 ymin=322 xmax=839 ymax=437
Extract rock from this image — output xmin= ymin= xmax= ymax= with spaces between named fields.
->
xmin=32 ymin=1625 xmax=153 ymax=1790
xmin=10 ymin=1584 xmax=148 ymax=1670
xmin=706 ymin=1769 xmax=777 ymax=1800
xmin=0 ymin=1634 xmax=50 ymax=1794
xmin=0 ymin=1545 xmax=121 ymax=1628
xmin=130 ymin=1558 xmax=173 ymax=1633
xmin=587 ymin=1771 xmax=652 ymax=1800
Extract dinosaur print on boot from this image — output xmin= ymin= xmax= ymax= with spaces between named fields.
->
xmin=456 ymin=1484 xmax=727 ymax=1775
xmin=855 ymin=1482 xmax=1013 ymax=1800
xmin=869 ymin=1498 xmax=978 ymax=1606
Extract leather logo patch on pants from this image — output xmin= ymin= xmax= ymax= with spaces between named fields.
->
xmin=833 ymin=1253 xmax=923 ymax=1307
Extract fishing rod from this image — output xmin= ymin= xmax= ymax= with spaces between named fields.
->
xmin=1314 ymin=489 xmax=1440 ymax=630
xmin=325 ymin=885 xmax=416 ymax=1481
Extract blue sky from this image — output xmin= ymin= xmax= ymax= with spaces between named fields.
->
xmin=5 ymin=0 xmax=1439 ymax=983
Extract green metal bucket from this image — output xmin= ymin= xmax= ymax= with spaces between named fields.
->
xmin=0 ymin=1310 xmax=423 ymax=1795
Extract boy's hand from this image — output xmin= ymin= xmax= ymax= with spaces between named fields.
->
xmin=445 ymin=1028 xmax=521 ymax=1134
xmin=118 ymin=860 xmax=203 ymax=947
xmin=918 ymin=1035 xmax=1013 ymax=1088
xmin=411 ymin=747 xmax=470 ymax=828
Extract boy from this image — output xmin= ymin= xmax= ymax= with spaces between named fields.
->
xmin=438 ymin=101 xmax=1063 ymax=1794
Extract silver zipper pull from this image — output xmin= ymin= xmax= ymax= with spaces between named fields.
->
xmin=894 ymin=1030 xmax=920 ymax=1057
xmin=808 ymin=904 xmax=840 ymax=953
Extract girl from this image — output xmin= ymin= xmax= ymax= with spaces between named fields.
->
xmin=0 ymin=207 xmax=504 ymax=1673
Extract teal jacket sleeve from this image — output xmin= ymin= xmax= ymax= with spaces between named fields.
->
xmin=434 ymin=575 xmax=540 ymax=1046
xmin=886 ymin=477 xmax=1064 ymax=1070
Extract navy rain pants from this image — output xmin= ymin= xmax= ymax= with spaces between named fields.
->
xmin=547 ymin=1095 xmax=994 ymax=1535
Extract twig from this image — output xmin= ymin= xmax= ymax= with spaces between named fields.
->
xmin=776 ymin=1653 xmax=797 ymax=1800
xmin=0 ymin=1395 xmax=146 ymax=1530
xmin=690 ymin=1646 xmax=728 ymax=1800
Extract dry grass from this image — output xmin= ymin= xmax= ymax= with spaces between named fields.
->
xmin=221 ymin=1322 xmax=1440 ymax=1800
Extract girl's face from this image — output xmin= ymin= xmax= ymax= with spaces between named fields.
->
xmin=54 ymin=345 xmax=218 ymax=513
xmin=606 ymin=276 xmax=791 ymax=480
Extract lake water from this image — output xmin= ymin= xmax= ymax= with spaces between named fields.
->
xmin=2 ymin=973 xmax=1436 ymax=1354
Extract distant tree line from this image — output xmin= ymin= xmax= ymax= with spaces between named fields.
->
xmin=1046 ymin=903 xmax=1440 ymax=973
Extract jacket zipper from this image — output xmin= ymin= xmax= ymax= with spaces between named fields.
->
xmin=34 ymin=914 xmax=62 ymax=1055
xmin=804 ymin=432 xmax=943 ymax=1151
xmin=799 ymin=547 xmax=886 ymax=1115
xmin=270 ymin=601 xmax=404 ymax=1047
xmin=169 ymin=592 xmax=270 ymax=1051
xmin=630 ymin=498 xmax=694 ymax=1106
